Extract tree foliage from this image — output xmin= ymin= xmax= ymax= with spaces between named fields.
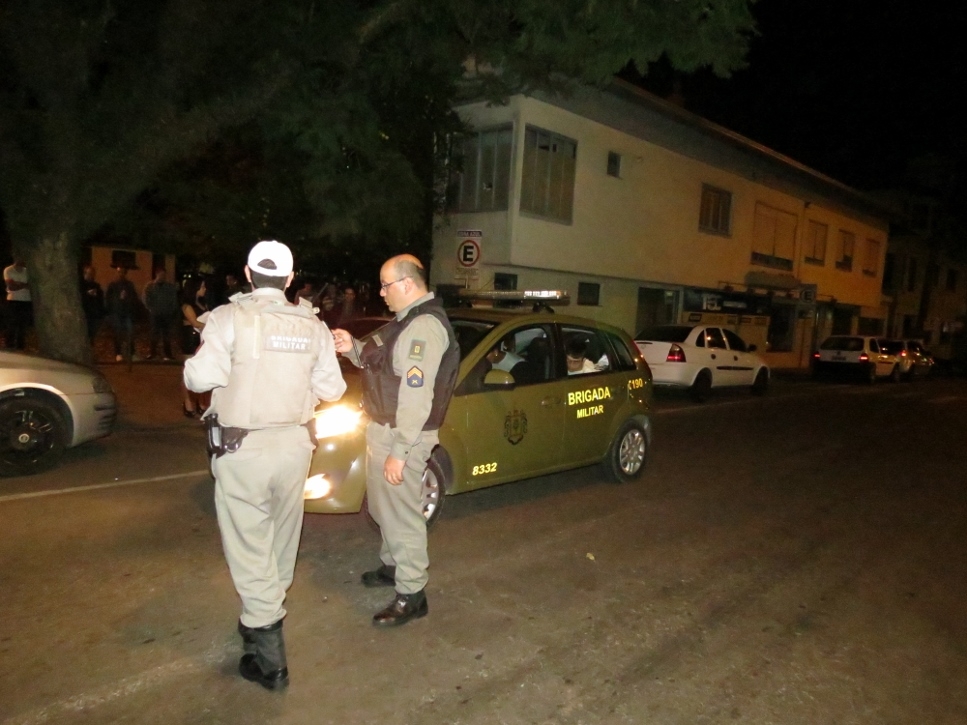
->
xmin=0 ymin=0 xmax=756 ymax=363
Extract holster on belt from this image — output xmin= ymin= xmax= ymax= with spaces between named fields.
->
xmin=205 ymin=413 xmax=250 ymax=458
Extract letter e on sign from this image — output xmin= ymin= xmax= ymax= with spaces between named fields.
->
xmin=458 ymin=239 xmax=481 ymax=268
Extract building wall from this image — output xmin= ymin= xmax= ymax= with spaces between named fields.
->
xmin=883 ymin=235 xmax=967 ymax=360
xmin=87 ymin=246 xmax=176 ymax=299
xmin=432 ymin=92 xmax=890 ymax=369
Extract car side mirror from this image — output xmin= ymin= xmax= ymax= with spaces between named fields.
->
xmin=747 ymin=344 xmax=757 ymax=352
xmin=484 ymin=369 xmax=516 ymax=387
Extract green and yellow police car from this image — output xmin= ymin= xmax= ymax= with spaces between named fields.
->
xmin=304 ymin=295 xmax=653 ymax=524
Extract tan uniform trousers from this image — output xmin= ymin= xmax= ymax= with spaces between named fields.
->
xmin=366 ymin=422 xmax=438 ymax=595
xmin=213 ymin=425 xmax=314 ymax=628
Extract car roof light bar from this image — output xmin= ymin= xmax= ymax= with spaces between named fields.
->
xmin=457 ymin=289 xmax=570 ymax=304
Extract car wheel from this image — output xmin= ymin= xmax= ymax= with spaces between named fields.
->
xmin=421 ymin=452 xmax=449 ymax=527
xmin=751 ymin=368 xmax=769 ymax=395
xmin=889 ymin=364 xmax=901 ymax=383
xmin=363 ymin=450 xmax=450 ymax=529
xmin=690 ymin=369 xmax=713 ymax=402
xmin=607 ymin=419 xmax=648 ymax=482
xmin=0 ymin=395 xmax=69 ymax=477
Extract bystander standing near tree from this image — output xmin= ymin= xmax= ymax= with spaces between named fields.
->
xmin=142 ymin=268 xmax=180 ymax=360
xmin=3 ymin=257 xmax=32 ymax=350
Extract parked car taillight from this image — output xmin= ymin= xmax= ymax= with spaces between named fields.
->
xmin=812 ymin=352 xmax=820 ymax=360
xmin=859 ymin=353 xmax=869 ymax=362
xmin=666 ymin=344 xmax=686 ymax=363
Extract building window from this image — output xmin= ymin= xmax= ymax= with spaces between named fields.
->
xmin=751 ymin=202 xmax=795 ymax=271
xmin=577 ymin=282 xmax=600 ymax=306
xmin=907 ymin=258 xmax=918 ymax=292
xmin=452 ymin=126 xmax=512 ymax=213
xmin=607 ymin=151 xmax=622 ymax=178
xmin=946 ymin=268 xmax=958 ymax=292
xmin=863 ymin=239 xmax=880 ymax=277
xmin=699 ymin=184 xmax=732 ymax=235
xmin=835 ymin=230 xmax=855 ymax=272
xmin=520 ymin=126 xmax=576 ymax=223
xmin=804 ymin=220 xmax=828 ymax=265
xmin=110 ymin=250 xmax=138 ymax=269
xmin=493 ymin=272 xmax=519 ymax=309
xmin=882 ymin=253 xmax=896 ymax=291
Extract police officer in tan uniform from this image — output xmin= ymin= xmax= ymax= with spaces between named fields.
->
xmin=185 ymin=240 xmax=346 ymax=689
xmin=333 ymin=254 xmax=459 ymax=626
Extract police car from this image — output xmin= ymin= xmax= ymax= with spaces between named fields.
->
xmin=304 ymin=291 xmax=653 ymax=524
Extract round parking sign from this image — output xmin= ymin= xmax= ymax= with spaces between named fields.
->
xmin=457 ymin=239 xmax=481 ymax=268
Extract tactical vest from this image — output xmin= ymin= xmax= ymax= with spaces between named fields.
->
xmin=213 ymin=294 xmax=326 ymax=429
xmin=360 ymin=297 xmax=459 ymax=430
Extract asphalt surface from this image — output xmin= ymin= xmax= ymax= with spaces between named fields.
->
xmin=1 ymin=366 xmax=966 ymax=724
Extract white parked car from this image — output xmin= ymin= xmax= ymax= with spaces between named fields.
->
xmin=811 ymin=335 xmax=900 ymax=383
xmin=0 ymin=351 xmax=117 ymax=476
xmin=634 ymin=324 xmax=769 ymax=401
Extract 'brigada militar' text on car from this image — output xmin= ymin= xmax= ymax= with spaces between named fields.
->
xmin=0 ymin=351 xmax=117 ymax=476
xmin=304 ymin=294 xmax=653 ymax=524
xmin=634 ymin=324 xmax=769 ymax=402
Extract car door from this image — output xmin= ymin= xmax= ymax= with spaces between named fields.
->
xmin=460 ymin=324 xmax=565 ymax=489
xmin=721 ymin=328 xmax=757 ymax=386
xmin=869 ymin=338 xmax=893 ymax=376
xmin=558 ymin=324 xmax=629 ymax=465
xmin=702 ymin=327 xmax=731 ymax=386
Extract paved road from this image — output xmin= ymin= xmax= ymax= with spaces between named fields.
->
xmin=2 ymin=369 xmax=966 ymax=724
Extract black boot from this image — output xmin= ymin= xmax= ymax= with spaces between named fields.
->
xmin=373 ymin=590 xmax=428 ymax=627
xmin=238 ymin=619 xmax=289 ymax=690
xmin=361 ymin=563 xmax=396 ymax=588
xmin=237 ymin=619 xmax=256 ymax=654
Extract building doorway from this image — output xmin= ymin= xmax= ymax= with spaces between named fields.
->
xmin=635 ymin=287 xmax=678 ymax=335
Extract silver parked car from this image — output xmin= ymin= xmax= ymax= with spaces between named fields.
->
xmin=0 ymin=351 xmax=117 ymax=476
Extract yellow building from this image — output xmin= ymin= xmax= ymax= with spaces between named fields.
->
xmin=431 ymin=80 xmax=892 ymax=369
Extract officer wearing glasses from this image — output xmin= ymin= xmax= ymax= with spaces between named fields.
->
xmin=332 ymin=254 xmax=459 ymax=626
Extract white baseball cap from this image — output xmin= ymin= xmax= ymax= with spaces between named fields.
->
xmin=247 ymin=240 xmax=293 ymax=277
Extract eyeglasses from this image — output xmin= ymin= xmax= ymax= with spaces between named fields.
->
xmin=379 ymin=277 xmax=409 ymax=291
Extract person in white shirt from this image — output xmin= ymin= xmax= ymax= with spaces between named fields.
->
xmin=3 ymin=257 xmax=32 ymax=350
xmin=565 ymin=337 xmax=598 ymax=375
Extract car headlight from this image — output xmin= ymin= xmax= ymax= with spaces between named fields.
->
xmin=313 ymin=404 xmax=364 ymax=439
xmin=304 ymin=474 xmax=332 ymax=500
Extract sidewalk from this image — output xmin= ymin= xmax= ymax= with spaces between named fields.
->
xmin=99 ymin=360 xmax=199 ymax=430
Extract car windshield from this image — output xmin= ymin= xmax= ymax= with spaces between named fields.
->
xmin=635 ymin=325 xmax=692 ymax=342
xmin=820 ymin=337 xmax=864 ymax=352
xmin=449 ymin=318 xmax=498 ymax=360
xmin=880 ymin=340 xmax=905 ymax=354
xmin=338 ymin=317 xmax=494 ymax=375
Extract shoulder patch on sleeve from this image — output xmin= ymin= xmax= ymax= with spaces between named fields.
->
xmin=406 ymin=366 xmax=424 ymax=387
xmin=408 ymin=339 xmax=426 ymax=360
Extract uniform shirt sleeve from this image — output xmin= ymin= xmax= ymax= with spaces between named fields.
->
xmin=311 ymin=322 xmax=348 ymax=402
xmin=390 ymin=314 xmax=449 ymax=460
xmin=183 ymin=305 xmax=234 ymax=393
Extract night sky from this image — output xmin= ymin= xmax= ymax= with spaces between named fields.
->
xmin=640 ymin=0 xmax=967 ymax=192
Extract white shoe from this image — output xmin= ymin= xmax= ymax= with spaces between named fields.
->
xmin=115 ymin=355 xmax=123 ymax=362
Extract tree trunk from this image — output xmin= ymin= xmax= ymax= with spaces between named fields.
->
xmin=24 ymin=233 xmax=91 ymax=366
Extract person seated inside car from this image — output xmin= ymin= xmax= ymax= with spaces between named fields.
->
xmin=565 ymin=337 xmax=598 ymax=375
xmin=486 ymin=336 xmax=524 ymax=372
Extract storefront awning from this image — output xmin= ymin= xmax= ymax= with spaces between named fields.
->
xmin=744 ymin=271 xmax=801 ymax=290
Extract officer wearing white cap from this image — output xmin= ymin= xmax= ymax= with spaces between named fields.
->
xmin=332 ymin=254 xmax=459 ymax=627
xmin=185 ymin=240 xmax=346 ymax=689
